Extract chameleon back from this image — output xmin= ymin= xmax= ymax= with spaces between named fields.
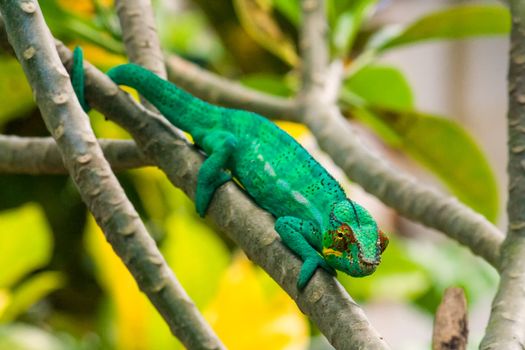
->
xmin=222 ymin=109 xmax=347 ymax=228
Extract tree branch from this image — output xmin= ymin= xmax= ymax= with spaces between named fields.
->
xmin=0 ymin=135 xmax=151 ymax=174
xmin=0 ymin=2 xmax=223 ymax=349
xmin=114 ymin=0 xmax=166 ymax=111
xmin=304 ymin=108 xmax=504 ymax=267
xmin=480 ymin=2 xmax=525 ymax=348
xmin=164 ymin=54 xmax=299 ymax=119
xmin=299 ymin=0 xmax=329 ymax=97
xmin=114 ymin=0 xmax=165 ymax=78
xmin=57 ymin=41 xmax=388 ymax=350
xmin=0 ymin=12 xmax=504 ymax=267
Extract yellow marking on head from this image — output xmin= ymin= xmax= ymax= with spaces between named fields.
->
xmin=322 ymin=248 xmax=343 ymax=257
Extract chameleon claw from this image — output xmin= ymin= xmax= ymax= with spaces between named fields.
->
xmin=297 ymin=255 xmax=336 ymax=290
xmin=195 ymin=170 xmax=231 ymax=217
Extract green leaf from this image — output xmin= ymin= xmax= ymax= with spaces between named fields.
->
xmin=353 ymin=107 xmax=499 ymax=221
xmin=406 ymin=240 xmax=497 ymax=312
xmin=344 ymin=64 xmax=413 ymax=110
xmin=330 ymin=0 xmax=378 ymax=56
xmin=370 ymin=4 xmax=510 ymax=52
xmin=326 ymin=0 xmax=351 ymax=25
xmin=343 ymin=65 xmax=413 ymax=145
xmin=233 ymin=0 xmax=299 ymax=66
xmin=342 ymin=64 xmax=498 ymax=220
xmin=158 ymin=9 xmax=222 ymax=60
xmin=272 ymin=0 xmax=301 ymax=26
xmin=0 ymin=57 xmax=34 ymax=127
xmin=0 ymin=272 xmax=65 ymax=323
xmin=0 ymin=204 xmax=53 ymax=288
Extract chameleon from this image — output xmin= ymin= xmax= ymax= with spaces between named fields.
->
xmin=70 ymin=47 xmax=388 ymax=290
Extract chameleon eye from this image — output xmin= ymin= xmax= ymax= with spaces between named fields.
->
xmin=337 ymin=224 xmax=356 ymax=243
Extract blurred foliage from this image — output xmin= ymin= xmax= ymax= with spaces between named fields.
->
xmin=368 ymin=4 xmax=510 ymax=52
xmin=0 ymin=204 xmax=65 ymax=324
xmin=233 ymin=0 xmax=299 ymax=66
xmin=0 ymin=58 xmax=34 ymax=127
xmin=42 ymin=0 xmax=123 ymax=54
xmin=328 ymin=0 xmax=378 ymax=57
xmin=0 ymin=0 xmax=509 ymax=349
xmin=340 ymin=236 xmax=497 ymax=312
xmin=342 ymin=65 xmax=499 ymax=221
xmin=205 ymin=254 xmax=308 ymax=349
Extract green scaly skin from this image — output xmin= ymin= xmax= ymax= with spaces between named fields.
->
xmin=71 ymin=47 xmax=388 ymax=290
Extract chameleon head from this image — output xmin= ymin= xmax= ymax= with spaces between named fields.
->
xmin=322 ymin=200 xmax=388 ymax=277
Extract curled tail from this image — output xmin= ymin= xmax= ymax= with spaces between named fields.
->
xmin=71 ymin=47 xmax=90 ymax=112
xmin=70 ymin=46 xmax=215 ymax=132
xmin=106 ymin=64 xmax=214 ymax=132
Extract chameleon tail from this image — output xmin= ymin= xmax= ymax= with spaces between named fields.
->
xmin=71 ymin=46 xmax=90 ymax=112
xmin=107 ymin=64 xmax=211 ymax=132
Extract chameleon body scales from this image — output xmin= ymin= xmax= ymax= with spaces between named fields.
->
xmin=71 ymin=48 xmax=387 ymax=289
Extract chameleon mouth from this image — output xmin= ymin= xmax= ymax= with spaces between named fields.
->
xmin=360 ymin=258 xmax=379 ymax=267
xmin=358 ymin=259 xmax=379 ymax=275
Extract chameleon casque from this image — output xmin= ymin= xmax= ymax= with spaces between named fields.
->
xmin=71 ymin=48 xmax=388 ymax=290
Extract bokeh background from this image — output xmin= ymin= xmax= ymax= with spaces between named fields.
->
xmin=0 ymin=0 xmax=508 ymax=349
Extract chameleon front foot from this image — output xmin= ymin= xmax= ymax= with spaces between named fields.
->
xmin=297 ymin=255 xmax=337 ymax=290
xmin=275 ymin=216 xmax=336 ymax=290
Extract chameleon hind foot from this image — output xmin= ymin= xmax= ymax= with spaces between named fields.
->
xmin=194 ymin=130 xmax=237 ymax=217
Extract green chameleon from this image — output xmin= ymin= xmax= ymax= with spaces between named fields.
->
xmin=71 ymin=47 xmax=388 ymax=290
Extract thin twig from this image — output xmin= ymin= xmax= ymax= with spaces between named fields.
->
xmin=114 ymin=0 xmax=165 ymax=78
xmin=480 ymin=3 xmax=525 ymax=348
xmin=165 ymin=54 xmax=299 ymax=119
xmin=0 ymin=2 xmax=223 ymax=349
xmin=298 ymin=0 xmax=389 ymax=348
xmin=0 ymin=135 xmax=152 ymax=174
xmin=57 ymin=41 xmax=388 ymax=350
xmin=114 ymin=0 xmax=166 ymax=111
xmin=304 ymin=107 xmax=504 ymax=267
xmin=299 ymin=0 xmax=329 ymax=97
